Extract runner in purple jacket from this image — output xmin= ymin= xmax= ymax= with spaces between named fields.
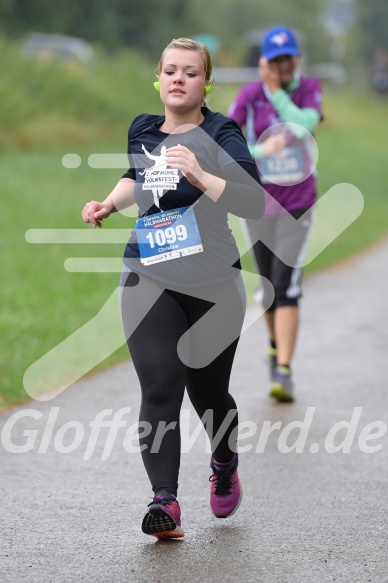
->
xmin=228 ymin=26 xmax=323 ymax=402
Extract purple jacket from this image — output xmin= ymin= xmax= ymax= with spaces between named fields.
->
xmin=228 ymin=77 xmax=322 ymax=216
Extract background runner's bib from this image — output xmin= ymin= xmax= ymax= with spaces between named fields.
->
xmin=136 ymin=206 xmax=203 ymax=266
xmin=260 ymin=145 xmax=304 ymax=185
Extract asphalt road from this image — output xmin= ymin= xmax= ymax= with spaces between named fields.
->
xmin=1 ymin=239 xmax=388 ymax=583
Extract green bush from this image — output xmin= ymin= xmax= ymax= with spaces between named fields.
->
xmin=0 ymin=37 xmax=161 ymax=148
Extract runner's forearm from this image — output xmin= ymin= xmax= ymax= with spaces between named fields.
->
xmin=215 ymin=161 xmax=264 ymax=219
xmin=103 ymin=178 xmax=136 ymax=213
xmin=270 ymin=89 xmax=320 ymax=137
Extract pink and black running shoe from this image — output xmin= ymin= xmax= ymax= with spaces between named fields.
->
xmin=142 ymin=491 xmax=184 ymax=539
xmin=209 ymin=453 xmax=243 ymax=518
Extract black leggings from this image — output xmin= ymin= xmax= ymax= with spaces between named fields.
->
xmin=120 ymin=270 xmax=245 ymax=495
xmin=245 ymin=208 xmax=314 ymax=310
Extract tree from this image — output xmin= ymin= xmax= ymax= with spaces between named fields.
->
xmin=356 ymin=0 xmax=388 ymax=59
xmin=0 ymin=0 xmax=198 ymax=55
xmin=0 ymin=0 xmax=331 ymax=65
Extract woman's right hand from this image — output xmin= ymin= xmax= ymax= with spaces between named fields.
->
xmin=82 ymin=201 xmax=112 ymax=228
xmin=263 ymin=133 xmax=287 ymax=156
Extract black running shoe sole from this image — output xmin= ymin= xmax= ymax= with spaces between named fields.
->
xmin=142 ymin=506 xmax=178 ymax=535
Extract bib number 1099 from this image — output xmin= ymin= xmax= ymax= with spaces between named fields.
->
xmin=146 ymin=225 xmax=188 ymax=248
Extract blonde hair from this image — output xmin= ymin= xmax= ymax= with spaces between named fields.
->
xmin=157 ymin=37 xmax=213 ymax=105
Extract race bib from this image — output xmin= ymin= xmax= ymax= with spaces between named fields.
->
xmin=136 ymin=206 xmax=203 ymax=266
xmin=260 ymin=145 xmax=305 ymax=185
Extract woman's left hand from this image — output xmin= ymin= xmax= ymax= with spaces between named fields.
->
xmin=165 ymin=145 xmax=205 ymax=190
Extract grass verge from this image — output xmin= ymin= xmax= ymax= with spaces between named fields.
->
xmin=1 ymin=60 xmax=388 ymax=408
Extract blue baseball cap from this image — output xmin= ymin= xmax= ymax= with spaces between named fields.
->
xmin=261 ymin=26 xmax=300 ymax=60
